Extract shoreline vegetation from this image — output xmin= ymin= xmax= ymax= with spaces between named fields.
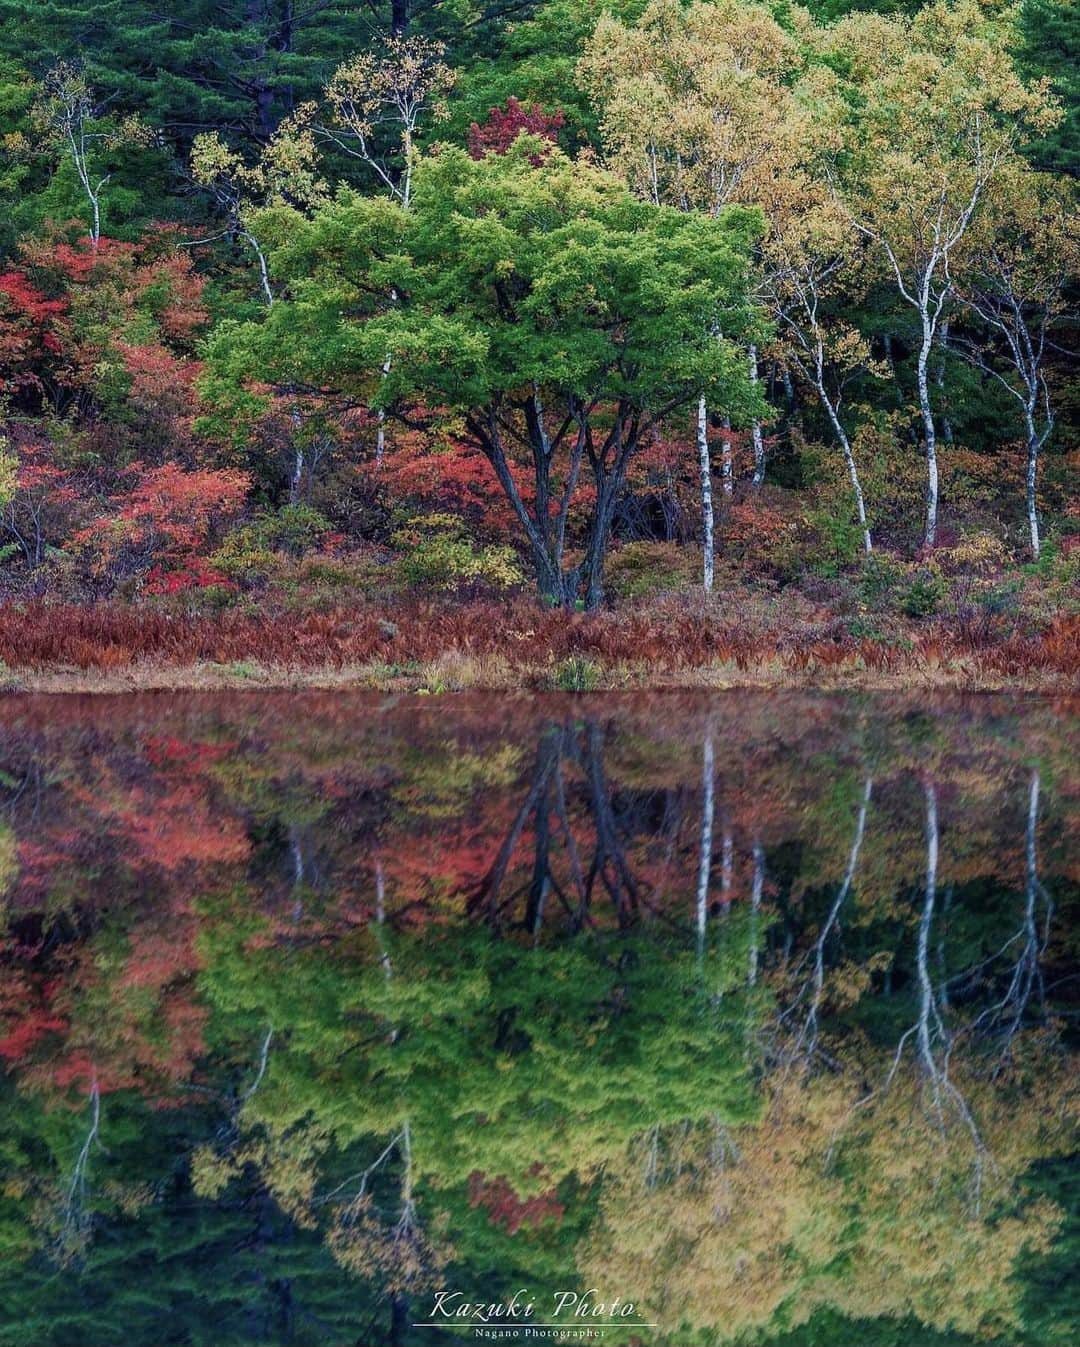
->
xmin=1 ymin=599 xmax=1075 ymax=694
xmin=0 ymin=3 xmax=1077 ymax=701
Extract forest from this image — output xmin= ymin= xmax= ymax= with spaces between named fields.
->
xmin=0 ymin=0 xmax=1077 ymax=688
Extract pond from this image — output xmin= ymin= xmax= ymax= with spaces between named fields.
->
xmin=0 ymin=691 xmax=1076 ymax=1346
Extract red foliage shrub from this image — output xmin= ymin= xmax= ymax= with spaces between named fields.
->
xmin=468 ymin=97 xmax=565 ymax=162
xmin=0 ymin=270 xmax=70 ymax=398
xmin=68 ymin=462 xmax=250 ymax=586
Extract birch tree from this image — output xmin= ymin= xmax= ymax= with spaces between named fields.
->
xmin=315 ymin=36 xmax=453 ymax=210
xmin=823 ymin=1 xmax=1060 ymax=546
xmin=313 ymin=36 xmax=452 ymax=461
xmin=952 ymin=173 xmax=1077 ymax=559
xmin=31 ymin=63 xmax=152 ymax=250
xmin=579 ymin=0 xmax=803 ymax=586
xmin=767 ymin=202 xmax=879 ymax=554
xmin=190 ymin=115 xmax=327 ymax=308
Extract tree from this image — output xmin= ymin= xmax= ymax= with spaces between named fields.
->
xmin=951 ymin=171 xmax=1078 ymax=559
xmin=1017 ymin=0 xmax=1080 ymax=177
xmin=468 ymin=97 xmax=564 ymax=161
xmin=314 ymin=36 xmax=454 ymax=210
xmin=30 ymin=63 xmax=153 ymax=249
xmin=823 ymin=1 xmax=1061 ymax=547
xmin=69 ymin=462 xmax=250 ymax=589
xmin=190 ymin=115 xmax=327 ymax=307
xmin=579 ymin=0 xmax=804 ymax=585
xmin=203 ymin=142 xmax=761 ymax=607
xmin=767 ymin=201 xmax=879 ymax=553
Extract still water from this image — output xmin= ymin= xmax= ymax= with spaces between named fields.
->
xmin=0 ymin=691 xmax=1075 ymax=1346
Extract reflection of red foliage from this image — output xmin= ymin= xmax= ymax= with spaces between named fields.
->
xmin=0 ymin=1006 xmax=67 ymax=1062
xmin=119 ymin=783 xmax=251 ymax=873
xmin=468 ymin=1169 xmax=565 ymax=1233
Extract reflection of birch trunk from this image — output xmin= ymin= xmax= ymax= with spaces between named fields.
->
xmin=748 ymin=839 xmax=764 ymax=986
xmin=915 ymin=783 xmax=940 ymax=1090
xmin=60 ymin=1069 xmax=100 ymax=1255
xmin=970 ymin=770 xmax=1051 ymax=1049
xmin=241 ymin=1026 xmax=274 ymax=1105
xmin=374 ymin=860 xmax=393 ymax=982
xmin=290 ymin=825 xmax=304 ymax=922
xmin=720 ymin=822 xmax=733 ymax=914
xmin=696 ymin=733 xmax=715 ymax=956
xmin=912 ymin=783 xmax=990 ymax=1207
xmin=791 ymin=778 xmax=871 ymax=1064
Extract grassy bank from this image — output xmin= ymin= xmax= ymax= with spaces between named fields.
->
xmin=0 ymin=599 xmax=1076 ymax=694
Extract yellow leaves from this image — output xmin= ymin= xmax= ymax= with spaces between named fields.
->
xmin=191 ymin=121 xmax=327 ymax=216
xmin=579 ymin=1 xmax=809 ymax=220
xmin=0 ymin=439 xmax=16 ymax=514
xmin=581 ymin=1035 xmax=1078 ymax=1342
xmin=189 ymin=131 xmax=242 ymax=189
xmin=189 ymin=1143 xmax=240 ymax=1200
xmin=324 ymin=36 xmax=454 ymax=144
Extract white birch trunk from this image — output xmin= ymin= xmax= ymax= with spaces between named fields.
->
xmin=697 ymin=395 xmax=714 ymax=591
xmin=749 ymin=346 xmax=765 ymax=487
xmin=916 ymin=314 xmax=940 ymax=547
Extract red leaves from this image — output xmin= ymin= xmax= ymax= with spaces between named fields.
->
xmin=468 ymin=97 xmax=565 ymax=162
xmin=69 ymin=462 xmax=251 ymax=583
xmin=0 ymin=270 xmax=70 ymax=394
xmin=2 ymin=230 xmax=208 ymax=415
xmin=467 ymin=1169 xmax=565 ymax=1233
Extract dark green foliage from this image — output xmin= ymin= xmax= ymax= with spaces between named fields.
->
xmin=1017 ymin=0 xmax=1080 ymax=175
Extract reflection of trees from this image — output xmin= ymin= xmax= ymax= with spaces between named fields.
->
xmin=780 ymin=776 xmax=873 ymax=1071
xmin=471 ymin=720 xmax=663 ymax=934
xmin=587 ymin=763 xmax=1075 ymax=1345
xmin=0 ymin=696 xmax=1075 ymax=1345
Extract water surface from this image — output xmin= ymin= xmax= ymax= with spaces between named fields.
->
xmin=0 ymin=692 xmax=1076 ymax=1346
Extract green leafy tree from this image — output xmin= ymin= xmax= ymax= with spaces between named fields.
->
xmin=203 ymin=142 xmax=762 ymax=606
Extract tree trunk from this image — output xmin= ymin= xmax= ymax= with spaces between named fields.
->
xmin=696 ymin=732 xmax=714 ymax=957
xmin=1024 ymin=406 xmax=1041 ymax=560
xmin=916 ymin=317 xmax=940 ymax=547
xmin=697 ymin=395 xmax=714 ymax=592
xmin=815 ymin=378 xmax=872 ymax=554
xmin=937 ymin=320 xmax=954 ymax=445
xmin=749 ymin=346 xmax=765 ymax=487
xmin=748 ymin=839 xmax=764 ymax=986
xmin=720 ymin=417 xmax=733 ymax=496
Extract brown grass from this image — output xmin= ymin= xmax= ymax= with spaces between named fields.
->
xmin=0 ymin=599 xmax=1075 ymax=693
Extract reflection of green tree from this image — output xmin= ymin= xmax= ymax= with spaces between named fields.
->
xmin=0 ymin=1169 xmax=379 ymax=1345
xmin=198 ymin=898 xmax=762 ymax=1194
xmin=188 ymin=895 xmax=763 ymax=1335
xmin=1017 ymin=1155 xmax=1080 ymax=1347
